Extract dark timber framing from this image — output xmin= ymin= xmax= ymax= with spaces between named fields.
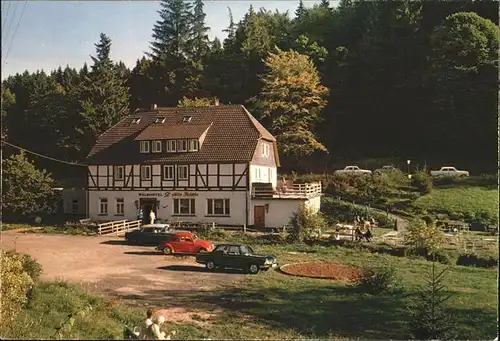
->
xmin=87 ymin=162 xmax=249 ymax=191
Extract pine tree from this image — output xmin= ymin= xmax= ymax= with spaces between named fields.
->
xmin=149 ymin=0 xmax=193 ymax=61
xmin=190 ymin=0 xmax=210 ymax=62
xmin=223 ymin=7 xmax=236 ymax=50
xmin=320 ymin=0 xmax=330 ymax=8
xmin=295 ymin=0 xmax=305 ymax=18
xmin=407 ymin=260 xmax=457 ymax=340
xmin=78 ymin=33 xmax=130 ymax=152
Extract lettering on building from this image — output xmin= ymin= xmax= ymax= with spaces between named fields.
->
xmin=138 ymin=192 xmax=199 ymax=198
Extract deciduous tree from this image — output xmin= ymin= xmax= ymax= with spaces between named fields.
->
xmin=1 ymin=151 xmax=58 ymax=220
xmin=254 ymin=48 xmax=328 ymax=163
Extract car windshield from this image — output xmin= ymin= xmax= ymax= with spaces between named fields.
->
xmin=214 ymin=245 xmax=227 ymax=252
xmin=241 ymin=245 xmax=254 ymax=254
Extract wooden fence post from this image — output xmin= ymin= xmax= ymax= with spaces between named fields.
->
xmin=243 ymin=224 xmax=247 ymax=234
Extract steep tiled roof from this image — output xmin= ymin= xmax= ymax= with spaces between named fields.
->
xmin=134 ymin=123 xmax=212 ymax=141
xmin=86 ymin=105 xmax=277 ymax=165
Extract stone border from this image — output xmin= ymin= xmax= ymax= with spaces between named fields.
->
xmin=279 ymin=262 xmax=360 ymax=281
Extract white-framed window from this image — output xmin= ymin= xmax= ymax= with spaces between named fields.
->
xmin=188 ymin=139 xmax=198 ymax=152
xmin=173 ymin=198 xmax=195 ymax=215
xmin=207 ymin=199 xmax=230 ymax=216
xmin=163 ymin=165 xmax=174 ymax=180
xmin=72 ymin=200 xmax=78 ymax=214
xmin=255 ymin=168 xmax=262 ymax=181
xmin=116 ymin=198 xmax=124 ymax=215
xmin=152 ymin=140 xmax=162 ymax=153
xmin=140 ymin=165 xmax=151 ymax=180
xmin=262 ymin=143 xmax=270 ymax=158
xmin=140 ymin=141 xmax=150 ymax=153
xmin=166 ymin=140 xmax=176 ymax=153
xmin=114 ymin=166 xmax=124 ymax=181
xmin=99 ymin=198 xmax=108 ymax=215
xmin=178 ymin=165 xmax=188 ymax=180
xmin=177 ymin=139 xmax=187 ymax=152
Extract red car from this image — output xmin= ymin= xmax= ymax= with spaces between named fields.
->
xmin=156 ymin=231 xmax=213 ymax=255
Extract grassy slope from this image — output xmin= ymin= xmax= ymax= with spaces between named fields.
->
xmin=4 ymin=242 xmax=496 ymax=340
xmin=412 ymin=187 xmax=499 ymax=218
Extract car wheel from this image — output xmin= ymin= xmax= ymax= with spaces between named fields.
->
xmin=206 ymin=261 xmax=216 ymax=271
xmin=163 ymin=246 xmax=172 ymax=255
xmin=248 ymin=264 xmax=259 ymax=274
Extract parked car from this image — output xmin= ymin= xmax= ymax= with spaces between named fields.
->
xmin=334 ymin=165 xmax=372 ymax=175
xmin=430 ymin=166 xmax=470 ymax=177
xmin=374 ymin=165 xmax=398 ymax=174
xmin=195 ymin=243 xmax=278 ymax=274
xmin=156 ymin=231 xmax=213 ymax=255
xmin=124 ymin=224 xmax=172 ymax=245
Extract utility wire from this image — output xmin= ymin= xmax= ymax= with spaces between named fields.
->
xmin=1 ymin=140 xmax=89 ymax=167
xmin=3 ymin=0 xmax=27 ymax=66
xmin=1 ymin=0 xmax=12 ymax=33
xmin=2 ymin=1 xmax=19 ymax=57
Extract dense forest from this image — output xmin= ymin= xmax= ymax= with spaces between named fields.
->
xmin=1 ymin=0 xmax=498 ymax=180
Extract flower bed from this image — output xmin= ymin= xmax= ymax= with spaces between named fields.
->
xmin=280 ymin=262 xmax=363 ymax=281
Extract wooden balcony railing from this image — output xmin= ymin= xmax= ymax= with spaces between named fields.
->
xmin=252 ymin=181 xmax=322 ymax=199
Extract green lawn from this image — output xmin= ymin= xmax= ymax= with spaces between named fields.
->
xmin=3 ymin=239 xmax=497 ymax=340
xmin=412 ymin=187 xmax=499 ymax=219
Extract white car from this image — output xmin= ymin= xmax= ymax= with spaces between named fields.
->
xmin=430 ymin=166 xmax=470 ymax=177
xmin=334 ymin=166 xmax=372 ymax=175
xmin=374 ymin=165 xmax=398 ymax=174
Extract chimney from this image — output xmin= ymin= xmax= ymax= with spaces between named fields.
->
xmin=150 ymin=104 xmax=157 ymax=110
xmin=213 ymin=97 xmax=219 ymax=106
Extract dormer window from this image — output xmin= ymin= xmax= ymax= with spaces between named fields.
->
xmin=177 ymin=140 xmax=187 ymax=152
xmin=166 ymin=140 xmax=176 ymax=153
xmin=182 ymin=116 xmax=192 ymax=123
xmin=152 ymin=140 xmax=162 ymax=153
xmin=140 ymin=141 xmax=150 ymax=153
xmin=188 ymin=139 xmax=198 ymax=152
xmin=131 ymin=117 xmax=141 ymax=124
xmin=154 ymin=117 xmax=166 ymax=124
xmin=261 ymin=143 xmax=270 ymax=158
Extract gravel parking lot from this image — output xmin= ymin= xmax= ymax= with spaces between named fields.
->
xmin=1 ymin=229 xmax=244 ymax=315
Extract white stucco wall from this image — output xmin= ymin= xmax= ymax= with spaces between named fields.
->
xmin=249 ymin=165 xmax=277 ymax=187
xmin=250 ymin=195 xmax=321 ymax=228
xmin=88 ymin=190 xmax=247 ymax=225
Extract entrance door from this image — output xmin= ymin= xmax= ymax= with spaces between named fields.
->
xmin=140 ymin=199 xmax=157 ymax=224
xmin=254 ymin=206 xmax=266 ymax=229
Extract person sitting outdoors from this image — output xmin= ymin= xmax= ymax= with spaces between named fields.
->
xmin=146 ymin=315 xmax=177 ymax=340
xmin=139 ymin=309 xmax=154 ymax=340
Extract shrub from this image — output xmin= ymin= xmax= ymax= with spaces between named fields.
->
xmin=412 ymin=168 xmax=433 ymax=194
xmin=289 ymin=204 xmax=327 ymax=242
xmin=0 ymin=250 xmax=37 ymax=325
xmin=404 ymin=219 xmax=445 ymax=255
xmin=456 ymin=253 xmax=498 ymax=268
xmin=407 ymin=260 xmax=457 ymax=340
xmin=353 ymin=265 xmax=402 ymax=295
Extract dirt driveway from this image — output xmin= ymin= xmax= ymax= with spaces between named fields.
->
xmin=1 ymin=229 xmax=245 ymax=320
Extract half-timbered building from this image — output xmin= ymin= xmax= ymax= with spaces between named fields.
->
xmin=85 ymin=103 xmax=322 ymax=228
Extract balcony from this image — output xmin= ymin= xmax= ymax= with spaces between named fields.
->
xmin=251 ymin=181 xmax=322 ymax=199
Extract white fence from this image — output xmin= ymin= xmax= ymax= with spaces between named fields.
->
xmin=97 ymin=220 xmax=142 ymax=236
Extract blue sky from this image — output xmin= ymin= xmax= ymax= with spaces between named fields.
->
xmin=1 ymin=0 xmax=326 ymax=79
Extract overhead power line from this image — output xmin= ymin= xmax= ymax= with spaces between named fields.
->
xmin=1 ymin=140 xmax=88 ymax=167
xmin=2 ymin=1 xmax=19 ymax=55
xmin=1 ymin=0 xmax=12 ymax=33
xmin=3 ymin=0 xmax=28 ymax=66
